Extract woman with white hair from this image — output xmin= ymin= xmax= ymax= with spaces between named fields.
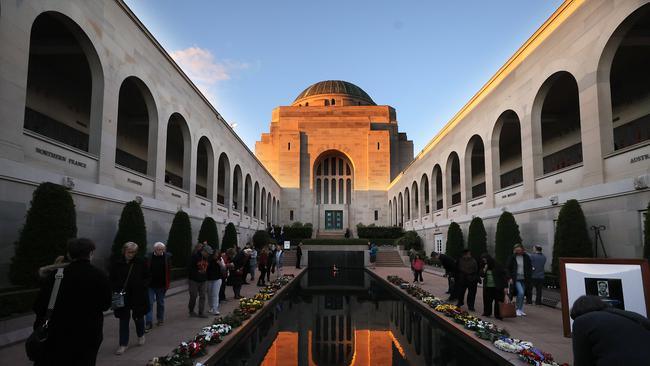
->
xmin=110 ymin=242 xmax=150 ymax=355
xmin=145 ymin=242 xmax=171 ymax=330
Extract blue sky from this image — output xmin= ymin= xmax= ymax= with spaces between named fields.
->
xmin=124 ymin=0 xmax=564 ymax=154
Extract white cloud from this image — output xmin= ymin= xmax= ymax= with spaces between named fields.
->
xmin=170 ymin=46 xmax=248 ymax=104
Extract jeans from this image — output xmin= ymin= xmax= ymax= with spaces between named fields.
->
xmin=531 ymin=278 xmax=544 ymax=305
xmin=515 ymin=280 xmax=526 ymax=311
xmin=119 ymin=309 xmax=144 ymax=346
xmin=188 ymin=280 xmax=207 ymax=314
xmin=146 ymin=287 xmax=166 ymax=324
xmin=249 ymin=262 xmax=256 ymax=280
xmin=207 ymin=279 xmax=222 ymax=312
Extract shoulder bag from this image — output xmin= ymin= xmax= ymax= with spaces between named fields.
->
xmin=25 ymin=267 xmax=64 ymax=361
xmin=111 ymin=263 xmax=133 ymax=310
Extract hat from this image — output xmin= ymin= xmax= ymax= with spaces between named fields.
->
xmin=203 ymin=246 xmax=214 ymax=255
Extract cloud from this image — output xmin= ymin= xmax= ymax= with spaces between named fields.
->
xmin=170 ymin=46 xmax=248 ymax=104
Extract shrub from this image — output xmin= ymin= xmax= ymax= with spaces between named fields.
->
xmin=643 ymin=202 xmax=650 ymax=261
xmin=495 ymin=211 xmax=522 ymax=265
xmin=356 ymin=224 xmax=404 ymax=239
xmin=198 ymin=217 xmax=219 ymax=251
xmin=467 ymin=217 xmax=487 ymax=259
xmin=445 ymin=222 xmax=464 ymax=259
xmin=167 ymin=210 xmax=192 ymax=268
xmin=291 ymin=221 xmax=304 ymax=228
xmin=398 ymin=231 xmax=422 ymax=251
xmin=221 ymin=222 xmax=238 ymax=251
xmin=552 ymin=199 xmax=593 ymax=275
xmin=112 ymin=200 xmax=147 ymax=260
xmin=302 ymin=239 xmax=367 ymax=246
xmin=252 ymin=230 xmax=270 ymax=250
xmin=10 ymin=182 xmax=77 ymax=287
xmin=273 ymin=224 xmax=312 ymax=241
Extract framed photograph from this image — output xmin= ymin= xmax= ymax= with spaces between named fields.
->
xmin=559 ymin=258 xmax=650 ymax=337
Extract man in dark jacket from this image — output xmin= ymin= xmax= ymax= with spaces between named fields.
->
xmin=188 ymin=245 xmax=211 ymax=318
xmin=145 ymin=242 xmax=172 ymax=330
xmin=506 ymin=244 xmax=532 ymax=316
xmin=432 ymin=251 xmax=457 ymax=299
xmin=33 ymin=238 xmax=112 ymax=366
xmin=571 ymin=295 xmax=650 ymax=366
xmin=455 ymin=249 xmax=479 ymax=311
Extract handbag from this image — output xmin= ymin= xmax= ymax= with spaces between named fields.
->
xmin=499 ymin=290 xmax=517 ymax=318
xmin=111 ymin=263 xmax=133 ymax=310
xmin=25 ymin=267 xmax=64 ymax=361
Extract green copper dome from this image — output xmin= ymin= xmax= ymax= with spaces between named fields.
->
xmin=294 ymin=80 xmax=375 ymax=105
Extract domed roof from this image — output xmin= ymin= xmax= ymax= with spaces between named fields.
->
xmin=294 ymin=80 xmax=375 ymax=105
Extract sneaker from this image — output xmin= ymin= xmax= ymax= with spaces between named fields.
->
xmin=214 ymin=311 xmax=221 ymax=315
xmin=145 ymin=323 xmax=152 ymax=333
xmin=209 ymin=308 xmax=215 ymax=314
xmin=138 ymin=336 xmax=145 ymax=346
xmin=115 ymin=346 xmax=127 ymax=355
xmin=516 ymin=309 xmax=523 ymax=317
xmin=520 ymin=310 xmax=527 ymax=316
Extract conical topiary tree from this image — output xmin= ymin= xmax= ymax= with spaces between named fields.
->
xmin=644 ymin=201 xmax=650 ymax=262
xmin=495 ymin=211 xmax=522 ymax=265
xmin=445 ymin=222 xmax=464 ymax=259
xmin=10 ymin=182 xmax=77 ymax=287
xmin=221 ymin=222 xmax=238 ymax=251
xmin=167 ymin=210 xmax=192 ymax=268
xmin=198 ymin=217 xmax=219 ymax=251
xmin=552 ymin=199 xmax=593 ymax=275
xmin=467 ymin=216 xmax=487 ymax=259
xmin=252 ymin=230 xmax=270 ymax=251
xmin=112 ymin=201 xmax=147 ymax=260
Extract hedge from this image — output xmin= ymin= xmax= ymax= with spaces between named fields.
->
xmin=167 ymin=210 xmax=192 ymax=268
xmin=552 ymin=199 xmax=593 ymax=275
xmin=271 ymin=224 xmax=313 ymax=241
xmin=0 ymin=288 xmax=40 ymax=318
xmin=445 ymin=222 xmax=464 ymax=259
xmin=357 ymin=225 xmax=404 ymax=239
xmin=197 ymin=217 xmax=219 ymax=251
xmin=221 ymin=222 xmax=238 ymax=250
xmin=302 ymin=239 xmax=368 ymax=246
xmin=467 ymin=217 xmax=487 ymax=259
xmin=495 ymin=211 xmax=522 ymax=265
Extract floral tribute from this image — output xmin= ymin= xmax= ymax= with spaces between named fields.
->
xmin=385 ymin=275 xmax=569 ymax=366
xmin=148 ymin=274 xmax=295 ymax=366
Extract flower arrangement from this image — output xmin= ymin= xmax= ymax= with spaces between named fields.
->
xmin=519 ymin=347 xmax=568 ymax=366
xmin=254 ymin=293 xmax=273 ymax=301
xmin=493 ymin=337 xmax=533 ymax=353
xmin=239 ymin=297 xmax=264 ymax=313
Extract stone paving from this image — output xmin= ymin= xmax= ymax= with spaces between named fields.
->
xmin=372 ymin=266 xmax=573 ymax=365
xmin=0 ymin=267 xmax=303 ymax=366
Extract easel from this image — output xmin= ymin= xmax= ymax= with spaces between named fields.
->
xmin=591 ymin=225 xmax=608 ymax=258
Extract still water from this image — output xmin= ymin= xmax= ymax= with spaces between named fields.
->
xmin=216 ymin=269 xmax=507 ymax=366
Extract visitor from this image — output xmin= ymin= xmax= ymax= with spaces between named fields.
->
xmin=257 ymin=247 xmax=270 ymax=286
xmin=528 ymin=245 xmax=546 ymax=305
xmin=571 ymin=295 xmax=650 ymax=366
xmin=274 ymin=246 xmax=284 ymax=278
xmin=479 ymin=253 xmax=508 ymax=319
xmin=219 ymin=250 xmax=230 ymax=302
xmin=369 ymin=243 xmax=378 ymax=266
xmin=268 ymin=244 xmax=277 ymax=277
xmin=412 ymin=255 xmax=425 ymax=284
xmin=188 ymin=245 xmax=211 ymax=318
xmin=431 ymin=251 xmax=457 ymax=300
xmin=228 ymin=248 xmax=250 ymax=298
xmin=506 ymin=244 xmax=532 ymax=316
xmin=145 ymin=242 xmax=171 ymax=331
xmin=248 ymin=244 xmax=257 ymax=282
xmin=33 ymin=238 xmax=111 ymax=365
xmin=111 ymin=242 xmax=150 ymax=355
xmin=206 ymin=248 xmax=223 ymax=315
xmin=296 ymin=242 xmax=303 ymax=268
xmin=455 ymin=249 xmax=479 ymax=311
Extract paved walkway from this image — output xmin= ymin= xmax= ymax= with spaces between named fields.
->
xmin=0 ymin=267 xmax=303 ymax=366
xmin=371 ymin=266 xmax=573 ymax=365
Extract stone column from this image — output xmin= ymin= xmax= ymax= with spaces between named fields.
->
xmin=97 ymin=75 xmax=118 ymax=186
xmin=484 ymin=137 xmax=496 ymax=208
xmin=520 ymin=109 xmax=538 ymax=200
xmin=577 ymin=70 xmax=606 ymax=186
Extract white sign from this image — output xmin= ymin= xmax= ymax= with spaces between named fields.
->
xmin=284 ymin=241 xmax=291 ymax=250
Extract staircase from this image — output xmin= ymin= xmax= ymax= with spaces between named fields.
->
xmin=280 ymin=249 xmax=297 ymax=267
xmin=315 ymin=230 xmax=346 ymax=239
xmin=375 ymin=251 xmax=406 ymax=267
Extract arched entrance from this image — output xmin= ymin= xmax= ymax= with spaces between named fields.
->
xmin=313 ymin=151 xmax=353 ymax=233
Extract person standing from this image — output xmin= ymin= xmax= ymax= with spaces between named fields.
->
xmin=528 ymin=245 xmax=547 ymax=305
xmin=274 ymin=246 xmax=283 ymax=278
xmin=431 ymin=251 xmax=457 ymax=300
xmin=296 ymin=242 xmax=303 ymax=269
xmin=111 ymin=242 xmax=150 ymax=355
xmin=455 ymin=249 xmax=479 ymax=311
xmin=268 ymin=244 xmax=277 ymax=277
xmin=369 ymin=243 xmax=378 ymax=267
xmin=33 ymin=238 xmax=111 ymax=366
xmin=412 ymin=255 xmax=425 ymax=284
xmin=506 ymin=244 xmax=532 ymax=316
xmin=206 ymin=248 xmax=223 ymax=315
xmin=228 ymin=248 xmax=250 ymax=298
xmin=145 ymin=242 xmax=171 ymax=331
xmin=248 ymin=245 xmax=258 ymax=282
xmin=257 ymin=247 xmax=270 ymax=286
xmin=219 ymin=250 xmax=230 ymax=302
xmin=479 ymin=253 xmax=508 ymax=319
xmin=571 ymin=295 xmax=650 ymax=366
xmin=188 ymin=245 xmax=211 ymax=318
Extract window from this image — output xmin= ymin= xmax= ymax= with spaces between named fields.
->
xmin=288 ymin=142 xmax=291 ymax=151
xmin=290 ymin=210 xmax=294 ymax=221
xmin=377 ymin=142 xmax=380 ymax=150
xmin=642 ymin=210 xmax=648 ymax=246
xmin=305 ymin=102 xmax=309 ymax=106
xmin=324 ymin=99 xmax=330 ymax=106
xmin=331 ymin=98 xmax=336 ymax=105
xmin=434 ymin=234 xmax=444 ymax=254
xmin=374 ymin=210 xmax=378 ymax=221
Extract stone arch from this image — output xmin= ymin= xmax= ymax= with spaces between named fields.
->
xmin=253 ymin=182 xmax=260 ymax=218
xmin=244 ymin=174 xmax=252 ymax=215
xmin=464 ymin=135 xmax=485 ymax=199
xmin=420 ymin=173 xmax=430 ymax=216
xmin=445 ymin=152 xmax=461 ymax=206
xmin=165 ymin=113 xmax=191 ymax=190
xmin=217 ymin=152 xmax=231 ymax=206
xmin=411 ymin=181 xmax=419 ymax=220
xmin=404 ymin=187 xmax=411 ymax=221
xmin=432 ymin=164 xmax=443 ymax=211
xmin=491 ymin=110 xmax=522 ymax=189
xmin=313 ymin=150 xmax=354 ymax=205
xmin=195 ymin=136 xmax=214 ymax=198
xmin=232 ymin=165 xmax=243 ymax=212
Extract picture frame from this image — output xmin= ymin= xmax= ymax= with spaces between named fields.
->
xmin=559 ymin=258 xmax=650 ymax=337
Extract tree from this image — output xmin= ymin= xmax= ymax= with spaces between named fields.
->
xmin=644 ymin=202 xmax=650 ymax=262
xmin=252 ymin=230 xmax=270 ymax=251
xmin=398 ymin=230 xmax=423 ymax=251
xmin=445 ymin=222 xmax=464 ymax=259
xmin=495 ymin=211 xmax=522 ymax=265
xmin=112 ymin=201 xmax=147 ymax=260
xmin=10 ymin=182 xmax=77 ymax=287
xmin=221 ymin=222 xmax=238 ymax=250
xmin=198 ymin=217 xmax=219 ymax=251
xmin=167 ymin=210 xmax=192 ymax=268
xmin=467 ymin=216 xmax=487 ymax=259
xmin=552 ymin=199 xmax=593 ymax=275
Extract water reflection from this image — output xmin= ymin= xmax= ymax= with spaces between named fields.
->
xmin=216 ymin=270 xmax=506 ymax=366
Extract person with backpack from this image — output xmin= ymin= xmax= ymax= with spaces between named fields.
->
xmin=412 ymin=255 xmax=425 ymax=284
